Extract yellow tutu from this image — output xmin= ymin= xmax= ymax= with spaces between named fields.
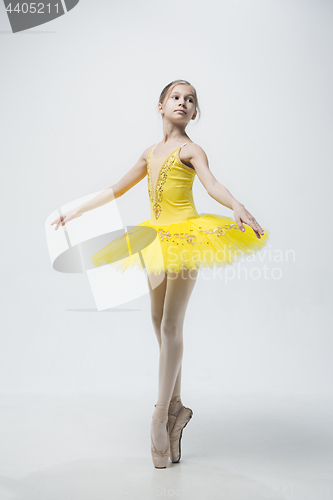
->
xmin=90 ymin=213 xmax=270 ymax=275
xmin=90 ymin=144 xmax=270 ymax=275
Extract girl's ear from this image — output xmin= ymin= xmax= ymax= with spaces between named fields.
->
xmin=191 ymin=109 xmax=198 ymax=120
xmin=157 ymin=102 xmax=164 ymax=117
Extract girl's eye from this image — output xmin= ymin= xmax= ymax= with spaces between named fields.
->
xmin=172 ymin=96 xmax=193 ymax=102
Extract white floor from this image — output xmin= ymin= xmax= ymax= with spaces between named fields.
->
xmin=0 ymin=392 xmax=332 ymax=500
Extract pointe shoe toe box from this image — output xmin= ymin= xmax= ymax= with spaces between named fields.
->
xmin=169 ymin=406 xmax=193 ymax=463
xmin=151 ymin=436 xmax=170 ymax=468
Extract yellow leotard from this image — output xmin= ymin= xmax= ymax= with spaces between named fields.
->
xmin=90 ymin=143 xmax=270 ymax=275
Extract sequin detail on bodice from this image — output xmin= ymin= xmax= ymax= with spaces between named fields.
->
xmin=147 ymin=145 xmax=199 ymax=225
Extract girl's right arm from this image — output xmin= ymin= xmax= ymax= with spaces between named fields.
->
xmin=51 ymin=145 xmax=153 ymax=231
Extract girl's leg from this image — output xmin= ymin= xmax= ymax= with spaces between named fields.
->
xmin=148 ymin=268 xmax=199 ymax=451
xmin=147 ymin=271 xmax=182 ymax=401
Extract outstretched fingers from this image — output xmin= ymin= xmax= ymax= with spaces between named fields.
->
xmin=233 ymin=206 xmax=265 ymax=239
xmin=241 ymin=216 xmax=264 ymax=239
xmin=50 ymin=215 xmax=67 ymax=231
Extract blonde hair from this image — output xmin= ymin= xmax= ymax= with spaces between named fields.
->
xmin=158 ymin=79 xmax=201 ymax=123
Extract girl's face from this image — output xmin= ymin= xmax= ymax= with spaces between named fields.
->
xmin=160 ymin=84 xmax=197 ymax=123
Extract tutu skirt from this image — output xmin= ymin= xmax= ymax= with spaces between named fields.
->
xmin=89 ymin=213 xmax=270 ymax=275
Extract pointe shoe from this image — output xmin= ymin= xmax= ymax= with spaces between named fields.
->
xmin=151 ymin=403 xmax=170 ymax=468
xmin=168 ymin=401 xmax=193 ymax=463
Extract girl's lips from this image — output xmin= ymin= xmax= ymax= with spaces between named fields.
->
xmin=176 ymin=110 xmax=186 ymax=114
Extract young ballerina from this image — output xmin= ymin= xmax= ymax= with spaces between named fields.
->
xmin=51 ymin=79 xmax=270 ymax=469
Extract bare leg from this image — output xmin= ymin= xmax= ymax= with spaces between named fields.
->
xmin=148 ymin=268 xmax=199 ymax=451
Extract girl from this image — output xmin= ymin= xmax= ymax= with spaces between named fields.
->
xmin=51 ymin=79 xmax=270 ymax=469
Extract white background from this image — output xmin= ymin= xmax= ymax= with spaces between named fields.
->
xmin=0 ymin=0 xmax=332 ymax=498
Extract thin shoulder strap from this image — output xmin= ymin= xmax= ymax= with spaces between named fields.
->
xmin=180 ymin=142 xmax=187 ymax=150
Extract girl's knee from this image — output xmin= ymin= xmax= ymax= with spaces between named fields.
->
xmin=161 ymin=318 xmax=183 ymax=341
xmin=151 ymin=312 xmax=162 ymax=330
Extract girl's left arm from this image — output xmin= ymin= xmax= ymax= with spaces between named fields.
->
xmin=189 ymin=144 xmax=265 ymax=239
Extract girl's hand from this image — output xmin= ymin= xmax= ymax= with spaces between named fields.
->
xmin=50 ymin=208 xmax=81 ymax=231
xmin=233 ymin=203 xmax=265 ymax=239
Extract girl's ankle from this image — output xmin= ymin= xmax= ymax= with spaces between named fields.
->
xmin=168 ymin=395 xmax=183 ymax=414
xmin=169 ymin=394 xmax=182 ymax=405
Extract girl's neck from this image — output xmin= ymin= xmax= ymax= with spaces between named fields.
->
xmin=161 ymin=121 xmax=189 ymax=145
